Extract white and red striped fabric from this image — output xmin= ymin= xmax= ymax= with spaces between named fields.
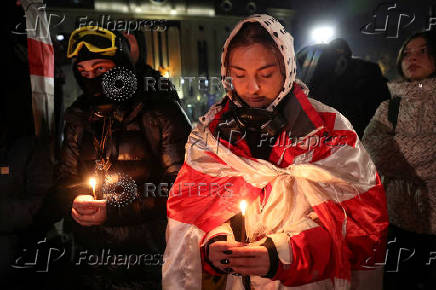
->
xmin=22 ymin=0 xmax=54 ymax=136
xmin=163 ymin=83 xmax=388 ymax=289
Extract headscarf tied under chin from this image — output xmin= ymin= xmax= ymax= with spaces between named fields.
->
xmin=220 ymin=14 xmax=297 ymax=112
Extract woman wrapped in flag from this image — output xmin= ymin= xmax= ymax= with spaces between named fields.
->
xmin=163 ymin=14 xmax=388 ymax=290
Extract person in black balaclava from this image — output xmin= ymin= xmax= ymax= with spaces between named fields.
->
xmin=32 ymin=26 xmax=191 ymax=290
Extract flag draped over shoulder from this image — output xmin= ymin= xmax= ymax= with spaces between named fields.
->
xmin=22 ymin=0 xmax=54 ymax=137
xmin=163 ymin=84 xmax=388 ymax=289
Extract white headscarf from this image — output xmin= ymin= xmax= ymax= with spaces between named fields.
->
xmin=220 ymin=14 xmax=297 ymax=112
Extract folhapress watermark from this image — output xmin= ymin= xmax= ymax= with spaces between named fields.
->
xmin=77 ymin=15 xmax=168 ymax=33
xmin=76 ymin=249 xmax=164 ymax=269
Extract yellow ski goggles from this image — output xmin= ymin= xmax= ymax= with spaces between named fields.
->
xmin=67 ymin=26 xmax=118 ymax=58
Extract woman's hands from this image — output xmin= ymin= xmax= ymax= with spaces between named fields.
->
xmin=72 ymin=195 xmax=107 ymax=226
xmin=208 ymin=241 xmax=270 ymax=276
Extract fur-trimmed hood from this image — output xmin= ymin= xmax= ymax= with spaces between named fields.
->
xmin=388 ymin=77 xmax=436 ymax=100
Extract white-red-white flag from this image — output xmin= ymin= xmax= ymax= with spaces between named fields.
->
xmin=21 ymin=0 xmax=54 ymax=137
xmin=163 ymin=83 xmax=388 ymax=290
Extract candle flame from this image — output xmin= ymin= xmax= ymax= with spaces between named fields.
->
xmin=89 ymin=177 xmax=96 ymax=191
xmin=240 ymin=200 xmax=247 ymax=216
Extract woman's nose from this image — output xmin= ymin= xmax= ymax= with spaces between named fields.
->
xmin=247 ymin=77 xmax=260 ymax=95
xmin=405 ymin=51 xmax=418 ymax=62
xmin=409 ymin=54 xmax=418 ymax=62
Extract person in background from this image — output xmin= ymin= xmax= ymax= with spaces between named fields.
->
xmin=363 ymin=30 xmax=436 ymax=290
xmin=296 ymin=38 xmax=390 ymax=138
xmin=32 ymin=26 xmax=191 ymax=289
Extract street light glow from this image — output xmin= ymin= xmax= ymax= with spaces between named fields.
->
xmin=310 ymin=26 xmax=336 ymax=44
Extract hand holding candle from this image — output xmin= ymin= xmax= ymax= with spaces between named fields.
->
xmin=72 ymin=194 xmax=107 ymax=226
xmin=70 ymin=176 xmax=107 ymax=226
xmin=208 ymin=200 xmax=270 ymax=277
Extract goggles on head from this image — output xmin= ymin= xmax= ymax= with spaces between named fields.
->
xmin=67 ymin=26 xmax=118 ymax=58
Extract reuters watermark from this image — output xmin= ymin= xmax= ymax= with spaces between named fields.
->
xmin=143 ymin=182 xmax=234 ymax=198
xmin=144 ymin=76 xmax=232 ymax=94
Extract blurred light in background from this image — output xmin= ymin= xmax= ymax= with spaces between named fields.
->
xmin=56 ymin=34 xmax=65 ymax=41
xmin=310 ymin=25 xmax=335 ymax=44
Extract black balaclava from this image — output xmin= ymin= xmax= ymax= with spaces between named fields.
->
xmin=72 ymin=30 xmax=134 ymax=105
xmin=80 ymin=73 xmax=105 ymax=99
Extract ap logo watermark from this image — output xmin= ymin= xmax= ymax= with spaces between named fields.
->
xmin=361 ymin=2 xmax=416 ymax=38
xmin=11 ymin=238 xmax=66 ymax=273
xmin=12 ymin=3 xmax=65 ymax=39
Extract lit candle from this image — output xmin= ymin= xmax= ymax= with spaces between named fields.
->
xmin=239 ymin=200 xmax=251 ymax=288
xmin=89 ymin=177 xmax=96 ymax=199
xmin=239 ymin=200 xmax=247 ymax=243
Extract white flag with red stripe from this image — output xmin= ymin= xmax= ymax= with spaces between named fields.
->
xmin=21 ymin=0 xmax=54 ymax=136
xmin=163 ymin=84 xmax=388 ymax=289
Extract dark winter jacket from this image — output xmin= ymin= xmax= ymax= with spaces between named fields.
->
xmin=33 ymin=90 xmax=191 ymax=289
xmin=56 ymin=95 xmax=191 ymax=251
